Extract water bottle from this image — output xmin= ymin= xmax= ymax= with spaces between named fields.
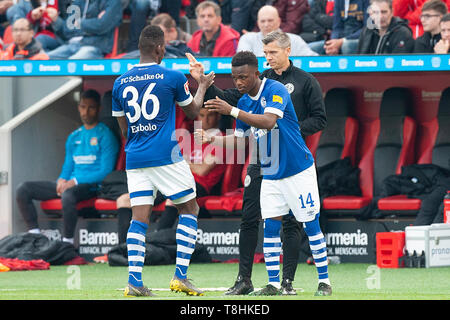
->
xmin=444 ymin=191 xmax=450 ymax=224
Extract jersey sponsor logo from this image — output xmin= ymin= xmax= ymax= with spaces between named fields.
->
xmin=272 ymin=95 xmax=283 ymax=104
xmin=73 ymin=155 xmax=97 ymax=164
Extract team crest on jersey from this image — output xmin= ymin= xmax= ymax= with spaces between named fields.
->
xmin=90 ymin=137 xmax=98 ymax=146
xmin=273 ymin=95 xmax=283 ymax=104
xmin=285 ymin=83 xmax=294 ymax=94
xmin=260 ymin=96 xmax=266 ymax=107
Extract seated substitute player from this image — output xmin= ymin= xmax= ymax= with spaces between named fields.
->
xmin=16 ymin=89 xmax=119 ymax=244
xmin=195 ymin=51 xmax=332 ymax=296
xmin=112 ymin=25 xmax=215 ymax=297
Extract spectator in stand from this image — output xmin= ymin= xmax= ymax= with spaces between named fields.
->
xmin=122 ymin=13 xmax=195 ymax=59
xmin=300 ymin=0 xmax=334 ymax=43
xmin=272 ymin=0 xmax=310 ymax=35
xmin=414 ymin=0 xmax=448 ymax=53
xmin=309 ymin=0 xmax=370 ymax=55
xmin=15 ymin=89 xmax=119 ymax=245
xmin=46 ymin=0 xmax=122 ymax=59
xmin=214 ymin=0 xmax=255 ymax=34
xmin=151 ymin=13 xmax=195 ymax=57
xmin=237 ymin=5 xmax=318 ymax=56
xmin=434 ymin=12 xmax=450 ymax=52
xmin=0 ymin=18 xmax=49 ymax=60
xmin=357 ymin=0 xmax=414 ymax=54
xmin=0 ymin=0 xmax=14 ymax=36
xmin=125 ymin=0 xmax=182 ymax=52
xmin=187 ymin=0 xmax=240 ymax=56
xmin=24 ymin=0 xmax=63 ymax=52
xmin=392 ymin=0 xmax=450 ymax=39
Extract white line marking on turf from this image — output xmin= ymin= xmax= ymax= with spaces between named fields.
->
xmin=116 ymin=287 xmax=305 ymax=292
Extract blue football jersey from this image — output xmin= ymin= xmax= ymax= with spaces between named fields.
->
xmin=112 ymin=63 xmax=193 ymax=170
xmin=234 ymin=78 xmax=314 ymax=180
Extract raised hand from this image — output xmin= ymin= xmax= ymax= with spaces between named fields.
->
xmin=186 ymin=52 xmax=204 ymax=83
xmin=198 ymin=71 xmax=215 ymax=89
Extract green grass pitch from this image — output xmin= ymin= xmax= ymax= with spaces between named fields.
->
xmin=1 ymin=262 xmax=450 ymax=300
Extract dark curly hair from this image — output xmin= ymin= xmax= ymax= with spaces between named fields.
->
xmin=231 ymin=51 xmax=259 ymax=68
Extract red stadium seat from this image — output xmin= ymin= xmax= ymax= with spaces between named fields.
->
xmin=377 ymin=87 xmax=450 ymax=215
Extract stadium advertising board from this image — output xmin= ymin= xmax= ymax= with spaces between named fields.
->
xmin=0 ymin=55 xmax=449 ymax=77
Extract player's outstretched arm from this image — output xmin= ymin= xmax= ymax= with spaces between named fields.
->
xmin=182 ymin=71 xmax=215 ymax=120
xmin=205 ymin=97 xmax=278 ymax=130
xmin=194 ymin=129 xmax=246 ymax=150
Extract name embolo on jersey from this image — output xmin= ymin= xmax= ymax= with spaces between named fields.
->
xmin=234 ymin=78 xmax=314 ymax=180
xmin=112 ymin=62 xmax=193 ymax=170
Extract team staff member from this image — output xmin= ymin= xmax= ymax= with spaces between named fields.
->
xmin=187 ymin=30 xmax=327 ymax=295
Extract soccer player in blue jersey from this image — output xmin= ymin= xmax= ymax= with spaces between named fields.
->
xmin=196 ymin=51 xmax=332 ymax=296
xmin=111 ymin=25 xmax=215 ymax=297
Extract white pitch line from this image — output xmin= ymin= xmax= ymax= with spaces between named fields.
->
xmin=116 ymin=287 xmax=305 ymax=292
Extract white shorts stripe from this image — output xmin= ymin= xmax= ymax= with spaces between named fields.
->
xmin=127 ymin=232 xmax=146 ymax=242
xmin=127 ymin=244 xmax=145 ymax=252
xmin=177 ymin=224 xmax=198 ymax=236
xmin=128 ymin=266 xmax=142 ymax=273
xmin=130 ymin=196 xmax=154 ymax=207
xmin=308 ymin=233 xmax=324 ymax=242
xmin=264 ymin=237 xmax=281 ymax=243
xmin=176 ymin=233 xmax=196 ymax=244
xmin=128 ymin=255 xmax=145 ymax=263
xmin=176 ymin=257 xmax=190 ymax=266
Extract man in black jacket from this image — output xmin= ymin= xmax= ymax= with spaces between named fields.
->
xmin=357 ymin=0 xmax=414 ymax=54
xmin=188 ymin=30 xmax=327 ymax=295
xmin=414 ymin=0 xmax=448 ymax=53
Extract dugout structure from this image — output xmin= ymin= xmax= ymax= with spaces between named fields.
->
xmin=0 ymin=55 xmax=449 ymax=262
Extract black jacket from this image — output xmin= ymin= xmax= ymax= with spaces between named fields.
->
xmin=300 ymin=0 xmax=334 ymax=43
xmin=414 ymin=32 xmax=441 ymax=53
xmin=357 ymin=17 xmax=414 ymax=54
xmin=205 ymin=60 xmax=327 ymax=137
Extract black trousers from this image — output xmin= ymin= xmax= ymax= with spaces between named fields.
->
xmin=239 ymin=164 xmax=302 ymax=282
xmin=16 ymin=181 xmax=98 ymax=238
